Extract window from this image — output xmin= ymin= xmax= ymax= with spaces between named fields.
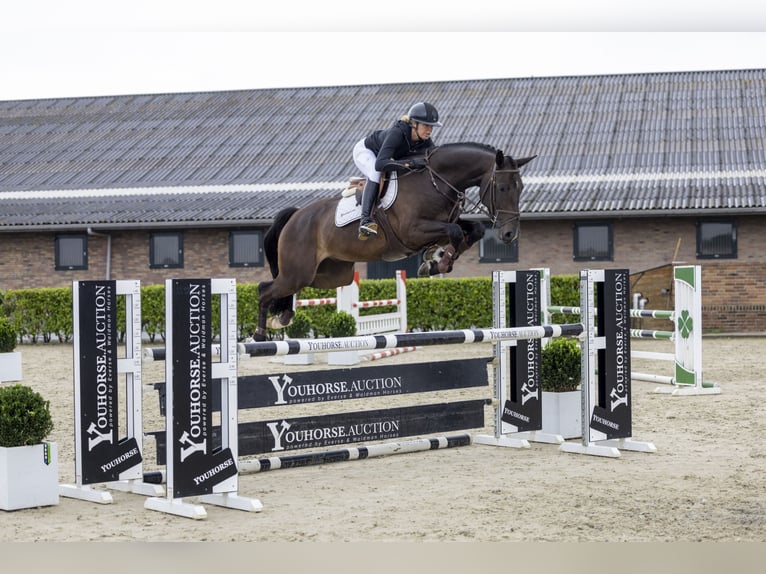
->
xmin=573 ymin=222 xmax=613 ymax=261
xmin=150 ymin=232 xmax=184 ymax=268
xmin=479 ymin=225 xmax=518 ymax=263
xmin=697 ymin=220 xmax=737 ymax=259
xmin=229 ymin=230 xmax=264 ymax=267
xmin=55 ymin=234 xmax=88 ymax=270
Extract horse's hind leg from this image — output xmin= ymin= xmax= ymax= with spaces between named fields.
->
xmin=254 ymin=279 xmax=274 ymax=341
xmin=267 ymin=298 xmax=295 ymax=330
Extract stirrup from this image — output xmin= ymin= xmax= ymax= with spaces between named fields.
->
xmin=358 ymin=221 xmax=378 ymax=240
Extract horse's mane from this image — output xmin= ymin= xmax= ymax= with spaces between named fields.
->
xmin=434 ymin=142 xmax=498 ymax=154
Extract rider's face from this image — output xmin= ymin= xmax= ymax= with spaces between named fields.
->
xmin=412 ymin=123 xmax=433 ymax=141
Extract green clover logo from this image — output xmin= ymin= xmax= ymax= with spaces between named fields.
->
xmin=678 ymin=309 xmax=693 ymax=339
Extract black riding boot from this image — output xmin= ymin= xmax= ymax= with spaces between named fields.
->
xmin=358 ymin=180 xmax=379 ymax=240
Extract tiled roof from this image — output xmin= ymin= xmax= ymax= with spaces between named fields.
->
xmin=1 ymin=68 xmax=765 ymax=230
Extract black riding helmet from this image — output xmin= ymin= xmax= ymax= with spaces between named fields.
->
xmin=408 ymin=102 xmax=443 ymax=127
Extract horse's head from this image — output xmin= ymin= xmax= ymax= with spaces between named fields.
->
xmin=483 ymin=151 xmax=536 ymax=244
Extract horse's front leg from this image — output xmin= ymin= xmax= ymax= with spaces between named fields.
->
xmin=456 ymin=221 xmax=485 ymax=256
xmin=416 ymin=221 xmax=476 ymax=276
xmin=434 ymin=222 xmax=467 ymax=274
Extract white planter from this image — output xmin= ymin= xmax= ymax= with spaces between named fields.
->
xmin=0 ymin=351 xmax=22 ymax=382
xmin=541 ymin=390 xmax=582 ymax=439
xmin=0 ymin=442 xmax=59 ymax=511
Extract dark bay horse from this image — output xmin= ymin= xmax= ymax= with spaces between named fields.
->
xmin=253 ymin=142 xmax=535 ymax=340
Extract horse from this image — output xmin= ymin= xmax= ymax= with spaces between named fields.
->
xmin=253 ymin=142 xmax=535 ymax=340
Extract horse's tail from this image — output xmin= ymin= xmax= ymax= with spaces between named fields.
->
xmin=264 ymin=207 xmax=299 ymax=278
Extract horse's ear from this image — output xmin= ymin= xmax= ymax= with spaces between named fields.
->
xmin=514 ymin=155 xmax=537 ymax=168
xmin=495 ymin=149 xmax=504 ymax=167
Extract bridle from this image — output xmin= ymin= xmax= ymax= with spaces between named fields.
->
xmin=483 ymin=168 xmax=522 ymax=228
xmin=422 ymin=150 xmax=522 ymax=226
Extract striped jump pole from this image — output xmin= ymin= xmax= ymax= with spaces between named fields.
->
xmin=142 ymin=434 xmax=472 ymax=481
xmin=237 ymin=434 xmax=472 ymax=473
xmin=144 ymin=344 xmax=220 ymax=362
xmin=237 ymin=324 xmax=584 ymax=357
xmin=360 ymin=346 xmax=418 ymax=362
xmin=548 ymin=305 xmax=675 ymax=320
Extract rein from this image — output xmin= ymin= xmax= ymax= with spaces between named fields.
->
xmin=424 ymin=157 xmax=520 ymax=226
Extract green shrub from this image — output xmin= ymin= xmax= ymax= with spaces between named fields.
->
xmin=285 ymin=310 xmax=312 ymax=338
xmin=327 ymin=311 xmax=357 ymax=337
xmin=0 ymin=385 xmax=54 ymax=447
xmin=541 ymin=338 xmax=581 ymax=392
xmin=0 ymin=316 xmax=17 ymax=353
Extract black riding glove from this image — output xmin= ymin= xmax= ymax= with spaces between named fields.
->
xmin=382 ymin=158 xmax=427 ymax=173
xmin=408 ymin=158 xmax=427 ymax=170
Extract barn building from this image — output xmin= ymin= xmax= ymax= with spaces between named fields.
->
xmin=1 ymin=68 xmax=765 ymax=332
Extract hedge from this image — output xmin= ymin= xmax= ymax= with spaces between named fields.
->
xmin=0 ymin=273 xmax=580 ymax=342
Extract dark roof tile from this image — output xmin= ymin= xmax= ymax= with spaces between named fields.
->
xmin=2 ymin=69 xmax=766 ymax=230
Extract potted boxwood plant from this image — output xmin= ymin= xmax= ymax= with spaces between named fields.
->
xmin=540 ymin=337 xmax=582 ymax=439
xmin=0 ymin=384 xmax=59 ymax=510
xmin=283 ymin=310 xmax=314 ymax=365
xmin=326 ymin=311 xmax=359 ymax=366
xmin=0 ymin=316 xmax=22 ymax=382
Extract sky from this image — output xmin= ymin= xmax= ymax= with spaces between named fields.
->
xmin=1 ymin=2 xmax=766 ymax=101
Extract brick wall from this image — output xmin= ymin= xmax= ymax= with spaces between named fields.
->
xmin=0 ymin=229 xmax=273 ymax=289
xmin=1 ymin=214 xmax=764 ymax=332
xmin=701 ymin=262 xmax=766 ymax=333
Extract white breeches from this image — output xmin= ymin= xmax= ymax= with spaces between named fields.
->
xmin=353 ymin=138 xmax=381 ymax=183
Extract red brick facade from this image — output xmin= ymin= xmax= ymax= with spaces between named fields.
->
xmin=1 ymin=214 xmax=764 ymax=332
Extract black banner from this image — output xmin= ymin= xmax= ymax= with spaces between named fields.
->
xmin=501 ymin=270 xmax=542 ymax=432
xmin=76 ymin=281 xmax=142 ymax=483
xmin=590 ymin=269 xmax=632 ymax=439
xmin=153 ymin=357 xmax=491 ymax=414
xmin=169 ymin=279 xmax=237 ymax=498
xmin=153 ymin=399 xmax=487 ymax=463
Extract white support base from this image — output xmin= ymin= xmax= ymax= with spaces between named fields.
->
xmin=560 ymin=437 xmax=657 ymax=458
xmin=653 ymin=385 xmax=722 ymax=396
xmin=510 ymin=430 xmax=565 ymax=445
xmin=144 ymin=497 xmax=207 ymax=520
xmin=106 ymin=479 xmax=165 ymax=497
xmin=559 ymin=442 xmax=621 ymax=458
xmin=199 ymin=492 xmax=263 ymax=512
xmin=59 ymin=484 xmax=114 ymax=504
xmin=473 ymin=434 xmax=531 ymax=449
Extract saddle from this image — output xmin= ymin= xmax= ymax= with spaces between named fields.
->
xmin=340 ymin=177 xmax=367 ymax=201
xmin=334 ymin=174 xmax=398 ymax=227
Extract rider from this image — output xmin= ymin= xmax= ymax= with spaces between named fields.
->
xmin=353 ymin=102 xmax=443 ymax=240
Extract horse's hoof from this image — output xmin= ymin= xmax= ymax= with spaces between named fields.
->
xmin=437 ymin=246 xmax=457 ymax=274
xmin=418 ymin=261 xmax=439 ymax=277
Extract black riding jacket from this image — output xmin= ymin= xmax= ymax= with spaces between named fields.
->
xmin=364 ymin=120 xmax=435 ymax=172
